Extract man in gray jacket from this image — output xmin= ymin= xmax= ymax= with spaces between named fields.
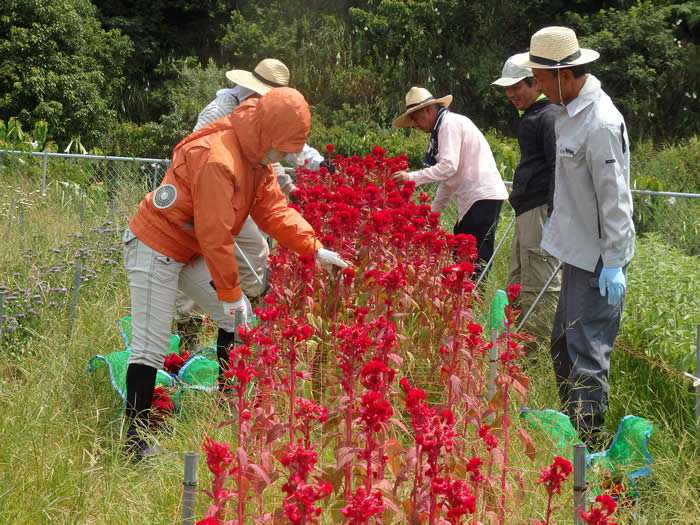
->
xmin=517 ymin=27 xmax=635 ymax=448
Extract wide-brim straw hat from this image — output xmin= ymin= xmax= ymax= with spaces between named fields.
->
xmin=393 ymin=87 xmax=453 ymax=128
xmin=225 ymin=58 xmax=290 ymax=95
xmin=492 ymin=53 xmax=533 ymax=86
xmin=515 ymin=26 xmax=599 ymax=69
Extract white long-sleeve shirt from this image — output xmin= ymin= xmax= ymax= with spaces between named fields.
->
xmin=407 ymin=112 xmax=508 ymax=222
xmin=541 ymin=75 xmax=634 ymax=271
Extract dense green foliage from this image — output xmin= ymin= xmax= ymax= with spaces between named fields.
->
xmin=0 ymin=0 xmax=698 ymax=157
xmin=0 ymin=0 xmax=132 ymax=146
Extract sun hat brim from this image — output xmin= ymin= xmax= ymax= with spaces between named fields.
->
xmin=393 ymin=95 xmax=453 ymax=128
xmin=491 ymin=76 xmax=530 ymax=87
xmin=225 ymin=69 xmax=285 ymax=96
xmin=515 ymin=48 xmax=600 ymax=70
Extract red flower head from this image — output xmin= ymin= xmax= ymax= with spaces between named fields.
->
xmin=578 ymin=494 xmax=618 ymax=525
xmin=340 ymin=487 xmax=385 ymax=524
xmin=536 ymin=456 xmax=573 ymax=496
xmin=341 ymin=267 xmax=356 ymax=287
xmin=479 ymin=425 xmax=499 ymax=450
xmin=326 ymin=143 xmax=335 ymax=153
xmin=201 ymin=436 xmax=234 ymax=476
xmin=507 ymin=283 xmax=522 ymax=301
xmin=163 ymin=351 xmax=188 ymax=375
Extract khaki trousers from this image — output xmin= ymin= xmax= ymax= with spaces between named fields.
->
xmin=506 ymin=205 xmax=561 ymax=342
xmin=174 ymin=215 xmax=268 ymax=320
xmin=123 ymin=227 xmax=237 ymax=369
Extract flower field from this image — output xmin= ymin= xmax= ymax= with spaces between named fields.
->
xmin=190 ymin=147 xmax=616 ymax=524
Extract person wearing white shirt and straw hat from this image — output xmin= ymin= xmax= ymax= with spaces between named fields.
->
xmin=392 ymin=87 xmax=508 ymax=277
xmin=491 ymin=53 xmax=561 ymax=351
xmin=175 ymin=59 xmax=331 ymax=351
xmin=515 ymin=27 xmax=635 ymax=449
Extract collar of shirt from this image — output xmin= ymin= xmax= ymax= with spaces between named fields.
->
xmin=518 ymin=93 xmax=548 ymax=117
xmin=565 ymin=74 xmax=601 ymax=118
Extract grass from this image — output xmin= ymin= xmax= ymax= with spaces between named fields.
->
xmin=1 ymin=169 xmax=699 ymax=523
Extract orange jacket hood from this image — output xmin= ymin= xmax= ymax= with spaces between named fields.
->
xmin=173 ymin=87 xmax=311 ymax=165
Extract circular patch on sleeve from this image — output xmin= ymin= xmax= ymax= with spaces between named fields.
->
xmin=153 ymin=184 xmax=177 ymax=209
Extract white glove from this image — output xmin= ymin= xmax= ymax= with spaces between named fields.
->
xmin=222 ymin=299 xmax=248 ymax=327
xmin=272 ymin=162 xmax=294 ymax=192
xmin=316 ymin=248 xmax=349 ymax=272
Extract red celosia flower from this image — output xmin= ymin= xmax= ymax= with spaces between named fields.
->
xmin=536 ymin=456 xmax=573 ymax=495
xmin=201 ymin=436 xmax=234 ymax=476
xmin=360 ymin=358 xmax=395 ymax=391
xmin=507 ymin=283 xmax=522 ymax=301
xmin=479 ymin=425 xmax=498 ymax=450
xmin=341 ymin=267 xmax=356 ymax=287
xmin=326 ymin=144 xmax=335 ymax=153
xmin=578 ymin=494 xmax=618 ymax=525
xmin=432 ymin=476 xmax=476 ymax=523
xmin=196 ymin=518 xmax=220 ymax=525
xmin=341 ymin=487 xmax=385 ymax=523
xmin=359 ymin=390 xmax=393 ymax=432
xmin=163 ymin=353 xmax=183 ymax=374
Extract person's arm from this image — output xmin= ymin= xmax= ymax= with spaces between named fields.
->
xmin=586 ymin=124 xmax=634 ymax=267
xmin=285 ymin=144 xmax=325 ymax=171
xmin=191 ymin=159 xmax=242 ymax=301
xmin=193 ymin=94 xmax=237 ymax=131
xmin=408 ymin=121 xmax=463 ymax=185
xmin=541 ymin=110 xmax=557 ymax=216
xmin=249 ymin=169 xmax=321 ymax=256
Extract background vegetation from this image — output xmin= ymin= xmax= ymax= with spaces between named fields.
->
xmin=1 ymin=0 xmax=698 ymax=160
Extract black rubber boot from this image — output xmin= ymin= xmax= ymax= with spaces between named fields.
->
xmin=217 ymin=327 xmax=239 ymax=391
xmin=124 ymin=363 xmax=165 ymax=461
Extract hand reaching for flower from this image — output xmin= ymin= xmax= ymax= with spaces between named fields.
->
xmin=392 ymin=170 xmax=411 ymax=184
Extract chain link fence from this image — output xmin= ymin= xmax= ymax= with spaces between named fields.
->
xmin=1 ymin=149 xmax=698 ymax=256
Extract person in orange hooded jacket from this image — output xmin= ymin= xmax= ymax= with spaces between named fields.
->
xmin=122 ymin=87 xmax=347 ymax=459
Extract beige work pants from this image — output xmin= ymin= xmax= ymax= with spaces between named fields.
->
xmin=174 ymin=216 xmax=268 ymax=320
xmin=506 ymin=204 xmax=561 ymax=343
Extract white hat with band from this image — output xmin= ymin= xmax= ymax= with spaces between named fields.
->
xmin=515 ymin=26 xmax=599 ymax=69
xmin=225 ymin=58 xmax=290 ymax=95
xmin=393 ymin=87 xmax=453 ymax=128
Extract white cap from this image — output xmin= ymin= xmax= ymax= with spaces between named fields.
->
xmin=491 ymin=53 xmax=533 ymax=87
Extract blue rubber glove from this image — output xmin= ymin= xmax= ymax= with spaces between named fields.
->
xmin=598 ymin=267 xmax=625 ymax=306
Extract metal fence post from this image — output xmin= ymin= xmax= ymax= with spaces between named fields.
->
xmin=41 ymin=149 xmax=48 ymax=196
xmin=486 ymin=328 xmax=498 ymax=424
xmin=182 ymin=452 xmax=198 ymax=525
xmin=573 ymin=443 xmax=587 ymax=524
xmin=69 ymin=258 xmax=83 ymax=335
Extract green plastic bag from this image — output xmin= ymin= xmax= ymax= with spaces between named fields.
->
xmin=521 ymin=408 xmax=654 ymax=499
xmin=87 ymin=317 xmax=219 ymax=407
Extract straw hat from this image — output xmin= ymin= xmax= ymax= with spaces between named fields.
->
xmin=492 ymin=53 xmax=533 ymax=86
xmin=225 ymin=59 xmax=290 ymax=95
xmin=393 ymin=87 xmax=453 ymax=128
xmin=516 ymin=26 xmax=599 ymax=69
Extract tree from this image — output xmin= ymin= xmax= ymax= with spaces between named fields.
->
xmin=0 ymin=0 xmax=132 ymax=148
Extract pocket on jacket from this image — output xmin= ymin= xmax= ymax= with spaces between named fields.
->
xmin=558 ymin=141 xmax=583 ymax=176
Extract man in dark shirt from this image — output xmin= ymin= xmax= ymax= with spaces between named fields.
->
xmin=492 ymin=53 xmax=560 ymax=348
